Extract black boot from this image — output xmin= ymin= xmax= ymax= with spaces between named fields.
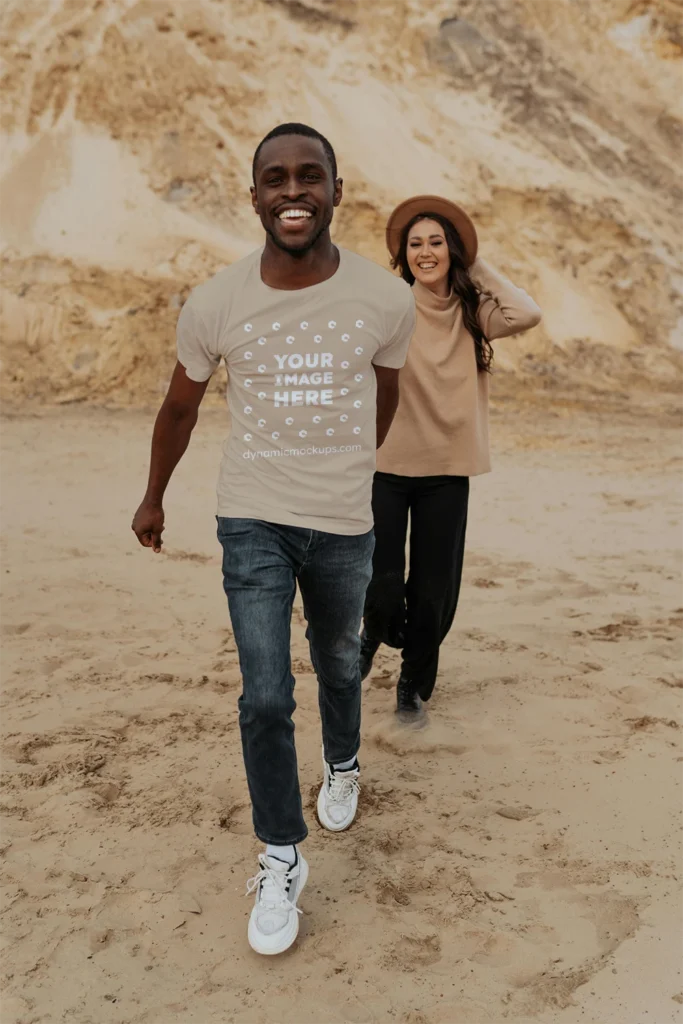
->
xmin=359 ymin=631 xmax=380 ymax=681
xmin=396 ymin=675 xmax=424 ymax=722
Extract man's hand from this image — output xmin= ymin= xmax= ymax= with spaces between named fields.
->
xmin=374 ymin=364 xmax=400 ymax=448
xmin=132 ymin=500 xmax=165 ymax=553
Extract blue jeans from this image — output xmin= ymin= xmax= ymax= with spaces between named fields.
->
xmin=217 ymin=517 xmax=374 ymax=845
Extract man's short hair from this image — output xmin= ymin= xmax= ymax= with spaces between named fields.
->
xmin=252 ymin=123 xmax=338 ymax=183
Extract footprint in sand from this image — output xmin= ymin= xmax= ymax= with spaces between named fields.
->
xmin=658 ymin=674 xmax=683 ymax=689
xmin=496 ymin=805 xmax=539 ymax=821
xmin=1 ymin=622 xmax=31 ymax=636
xmin=163 ymin=550 xmax=212 ymax=564
xmin=382 ymin=928 xmax=442 ymax=970
xmin=376 ymin=877 xmax=412 ymax=906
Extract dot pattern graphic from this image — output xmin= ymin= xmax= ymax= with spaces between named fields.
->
xmin=231 ymin=309 xmax=393 ymax=460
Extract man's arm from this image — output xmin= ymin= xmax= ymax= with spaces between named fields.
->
xmin=374 ymin=365 xmax=400 ymax=449
xmin=131 ymin=361 xmax=210 ymax=552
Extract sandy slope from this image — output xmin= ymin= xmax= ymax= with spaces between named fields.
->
xmin=1 ymin=0 xmax=682 ymax=405
xmin=1 ymin=399 xmax=681 ymax=1024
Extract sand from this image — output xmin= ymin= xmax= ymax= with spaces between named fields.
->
xmin=1 ymin=396 xmax=681 ymax=1024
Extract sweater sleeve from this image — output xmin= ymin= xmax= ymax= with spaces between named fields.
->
xmin=471 ymin=258 xmax=542 ymax=340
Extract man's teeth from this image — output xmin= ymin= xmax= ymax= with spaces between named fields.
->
xmin=279 ymin=210 xmax=313 ymax=220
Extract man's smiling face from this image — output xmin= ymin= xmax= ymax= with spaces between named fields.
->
xmin=251 ymin=134 xmax=342 ymax=255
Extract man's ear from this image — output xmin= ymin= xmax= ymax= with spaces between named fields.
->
xmin=250 ymin=184 xmax=259 ymax=214
xmin=333 ymin=177 xmax=343 ymax=208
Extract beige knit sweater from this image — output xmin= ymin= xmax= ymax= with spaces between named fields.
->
xmin=376 ymin=258 xmax=542 ymax=477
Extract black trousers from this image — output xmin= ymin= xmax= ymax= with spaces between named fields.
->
xmin=363 ymin=472 xmax=469 ymax=701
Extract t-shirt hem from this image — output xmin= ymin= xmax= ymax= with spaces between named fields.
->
xmin=178 ymin=358 xmax=216 ymax=383
xmin=372 ymin=354 xmax=408 ymax=369
xmin=216 ymin=500 xmax=373 ymax=536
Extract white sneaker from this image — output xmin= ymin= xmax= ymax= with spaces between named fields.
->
xmin=246 ymin=850 xmax=308 ymax=955
xmin=317 ymin=755 xmax=360 ymax=832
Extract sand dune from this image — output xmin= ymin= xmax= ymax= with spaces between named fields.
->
xmin=1 ymin=0 xmax=681 ymax=405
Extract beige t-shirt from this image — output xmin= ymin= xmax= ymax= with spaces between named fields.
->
xmin=177 ymin=246 xmax=415 ymax=535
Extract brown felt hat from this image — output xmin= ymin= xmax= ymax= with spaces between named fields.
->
xmin=385 ymin=195 xmax=478 ymax=267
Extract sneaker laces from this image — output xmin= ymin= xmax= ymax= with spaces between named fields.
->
xmin=328 ymin=767 xmax=360 ymax=803
xmin=245 ymin=854 xmax=302 ymax=914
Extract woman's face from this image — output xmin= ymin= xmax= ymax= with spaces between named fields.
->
xmin=406 ymin=218 xmax=450 ymax=292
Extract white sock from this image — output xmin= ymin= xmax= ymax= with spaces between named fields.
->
xmin=332 ymin=756 xmax=357 ymax=772
xmin=265 ymin=843 xmax=296 ymax=866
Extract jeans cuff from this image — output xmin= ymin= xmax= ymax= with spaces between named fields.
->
xmin=324 ymin=748 xmax=360 ymax=766
xmin=255 ymin=828 xmax=309 ymax=845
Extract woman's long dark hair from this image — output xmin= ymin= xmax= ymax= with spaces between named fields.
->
xmin=392 ymin=212 xmax=493 ymax=373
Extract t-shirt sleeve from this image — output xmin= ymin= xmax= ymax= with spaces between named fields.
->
xmin=372 ymin=289 xmax=416 ymax=369
xmin=176 ymin=295 xmax=221 ymax=383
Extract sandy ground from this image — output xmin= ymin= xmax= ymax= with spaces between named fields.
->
xmin=1 ymin=398 xmax=682 ymax=1024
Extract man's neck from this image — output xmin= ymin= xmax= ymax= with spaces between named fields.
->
xmin=260 ymin=234 xmax=340 ymax=291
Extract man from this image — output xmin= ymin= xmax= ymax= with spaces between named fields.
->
xmin=132 ymin=123 xmax=415 ymax=955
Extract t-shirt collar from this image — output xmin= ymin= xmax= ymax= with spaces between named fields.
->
xmin=258 ymin=245 xmax=346 ymax=294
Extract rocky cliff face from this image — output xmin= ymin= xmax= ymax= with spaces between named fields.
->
xmin=1 ymin=0 xmax=681 ymax=405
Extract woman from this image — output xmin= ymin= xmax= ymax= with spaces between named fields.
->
xmin=361 ymin=195 xmax=542 ymax=720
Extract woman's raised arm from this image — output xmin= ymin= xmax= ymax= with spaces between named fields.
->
xmin=472 ymin=258 xmax=542 ymax=340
